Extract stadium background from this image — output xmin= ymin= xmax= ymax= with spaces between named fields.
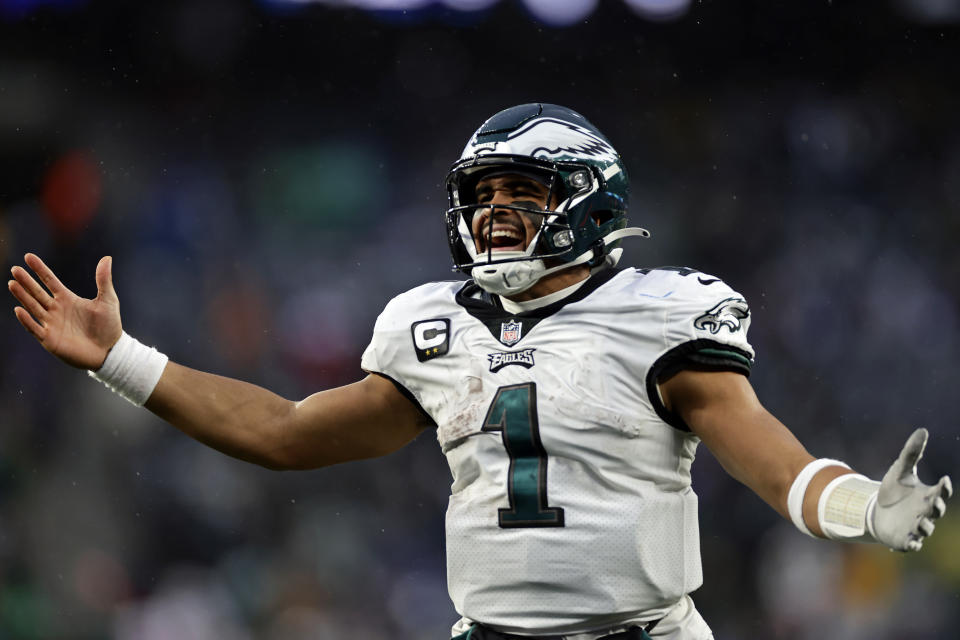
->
xmin=1 ymin=0 xmax=959 ymax=638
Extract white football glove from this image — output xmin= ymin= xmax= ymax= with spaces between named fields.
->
xmin=870 ymin=428 xmax=953 ymax=552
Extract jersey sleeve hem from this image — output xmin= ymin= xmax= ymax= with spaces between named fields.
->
xmin=367 ymin=371 xmax=438 ymax=429
xmin=645 ymin=338 xmax=753 ymax=432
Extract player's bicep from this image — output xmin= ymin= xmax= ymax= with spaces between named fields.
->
xmin=660 ymin=369 xmax=813 ymax=516
xmin=281 ymin=373 xmax=432 ymax=470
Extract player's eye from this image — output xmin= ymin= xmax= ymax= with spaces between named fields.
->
xmin=506 ymin=187 xmax=537 ymax=201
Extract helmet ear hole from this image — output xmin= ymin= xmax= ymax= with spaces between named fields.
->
xmin=591 ymin=210 xmax=614 ymax=226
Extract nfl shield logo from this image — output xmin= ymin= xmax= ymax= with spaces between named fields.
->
xmin=500 ymin=320 xmax=522 ymax=346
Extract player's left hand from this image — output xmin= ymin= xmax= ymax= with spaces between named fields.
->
xmin=8 ymin=253 xmax=122 ymax=370
xmin=871 ymin=428 xmax=952 ymax=552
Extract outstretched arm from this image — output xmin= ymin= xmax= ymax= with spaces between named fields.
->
xmin=146 ymin=365 xmax=430 ymax=469
xmin=9 ymin=254 xmax=430 ymax=470
xmin=660 ymin=369 xmax=952 ymax=550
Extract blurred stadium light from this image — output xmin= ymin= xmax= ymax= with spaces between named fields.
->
xmin=3 ymin=0 xmax=957 ymax=26
xmin=0 ymin=0 xmax=86 ymax=17
xmin=624 ymin=0 xmax=691 ymax=21
xmin=520 ymin=0 xmax=597 ymax=27
xmin=440 ymin=0 xmax=499 ymax=9
xmin=258 ymin=0 xmax=437 ymax=9
xmin=892 ymin=0 xmax=960 ymax=22
xmin=342 ymin=0 xmax=434 ymax=9
xmin=256 ymin=0 xmax=693 ymax=23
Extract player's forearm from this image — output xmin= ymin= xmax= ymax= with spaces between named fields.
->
xmin=797 ymin=465 xmax=857 ymax=537
xmin=144 ymin=361 xmax=298 ymax=469
xmin=689 ymin=398 xmax=814 ymax=520
xmin=721 ymin=437 xmax=812 ymax=521
xmin=711 ymin=411 xmax=856 ymax=537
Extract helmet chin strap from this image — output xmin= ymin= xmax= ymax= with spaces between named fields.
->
xmin=472 ymin=227 xmax=650 ymax=297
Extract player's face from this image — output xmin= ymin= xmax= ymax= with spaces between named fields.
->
xmin=471 ymin=174 xmax=557 ymax=254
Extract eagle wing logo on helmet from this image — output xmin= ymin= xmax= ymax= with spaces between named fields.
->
xmin=465 ymin=117 xmax=618 ymax=164
xmin=521 ymin=119 xmax=617 ymax=162
xmin=693 ymin=298 xmax=750 ymax=334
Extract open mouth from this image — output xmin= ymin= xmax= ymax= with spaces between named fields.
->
xmin=486 ymin=225 xmax=525 ymax=252
xmin=475 ymin=216 xmax=527 ymax=253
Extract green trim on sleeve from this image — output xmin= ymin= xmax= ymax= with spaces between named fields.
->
xmin=695 ymin=347 xmax=752 ymax=368
xmin=645 ymin=339 xmax=754 ymax=432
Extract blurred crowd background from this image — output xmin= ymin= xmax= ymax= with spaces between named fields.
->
xmin=1 ymin=0 xmax=959 ymax=638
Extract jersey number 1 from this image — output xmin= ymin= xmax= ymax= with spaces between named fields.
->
xmin=482 ymin=382 xmax=565 ymax=528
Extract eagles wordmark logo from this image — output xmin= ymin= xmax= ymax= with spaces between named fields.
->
xmin=693 ymin=298 xmax=749 ymax=334
xmin=487 ymin=348 xmax=536 ymax=373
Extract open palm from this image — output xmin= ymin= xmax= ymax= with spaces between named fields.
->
xmin=8 ymin=253 xmax=122 ymax=370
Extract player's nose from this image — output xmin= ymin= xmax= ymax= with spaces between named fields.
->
xmin=487 ymin=190 xmax=515 ymax=208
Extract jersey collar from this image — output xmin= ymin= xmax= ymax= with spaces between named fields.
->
xmin=455 ymin=268 xmax=621 ymax=345
xmin=499 ymin=277 xmax=590 ymax=314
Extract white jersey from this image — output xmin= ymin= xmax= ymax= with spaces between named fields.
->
xmin=360 ymin=267 xmax=754 ymax=636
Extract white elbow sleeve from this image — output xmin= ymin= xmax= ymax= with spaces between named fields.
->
xmin=88 ymin=331 xmax=169 ymax=406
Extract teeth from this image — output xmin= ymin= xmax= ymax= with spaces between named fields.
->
xmin=491 ymin=230 xmax=521 ymax=240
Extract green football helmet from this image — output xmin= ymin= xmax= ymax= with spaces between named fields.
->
xmin=445 ymin=103 xmax=649 ymax=296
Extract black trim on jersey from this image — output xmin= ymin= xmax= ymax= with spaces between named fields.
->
xmin=454 ymin=267 xmax=622 ymax=344
xmin=635 ymin=266 xmax=699 ymax=277
xmin=369 ymin=372 xmax=438 ymax=429
xmin=645 ymin=339 xmax=753 ymax=432
xmin=471 ymin=286 xmax=504 ymax=309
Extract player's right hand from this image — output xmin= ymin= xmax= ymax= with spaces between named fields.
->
xmin=8 ymin=253 xmax=122 ymax=370
xmin=872 ymin=428 xmax=953 ymax=552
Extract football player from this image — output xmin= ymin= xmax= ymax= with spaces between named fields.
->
xmin=8 ymin=103 xmax=952 ymax=640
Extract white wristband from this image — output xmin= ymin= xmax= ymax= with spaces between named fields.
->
xmin=88 ymin=331 xmax=169 ymax=406
xmin=817 ymin=473 xmax=880 ymax=542
xmin=787 ymin=458 xmax=850 ymax=537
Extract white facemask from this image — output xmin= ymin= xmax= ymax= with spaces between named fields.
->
xmin=470 ymin=227 xmax=651 ymax=297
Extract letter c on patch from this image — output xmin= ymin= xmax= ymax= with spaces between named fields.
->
xmin=411 ymin=319 xmax=451 ymax=362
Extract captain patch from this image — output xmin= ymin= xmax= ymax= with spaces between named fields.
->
xmin=411 ymin=318 xmax=450 ymax=362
